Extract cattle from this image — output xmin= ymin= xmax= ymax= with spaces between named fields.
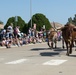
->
xmin=47 ymin=28 xmax=58 ymax=49
xmin=59 ymin=23 xmax=76 ymax=56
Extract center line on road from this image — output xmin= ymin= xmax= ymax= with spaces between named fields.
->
xmin=5 ymin=59 xmax=27 ymax=64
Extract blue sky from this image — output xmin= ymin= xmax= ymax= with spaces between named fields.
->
xmin=0 ymin=0 xmax=76 ymax=25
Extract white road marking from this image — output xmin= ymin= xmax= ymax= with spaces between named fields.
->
xmin=43 ymin=59 xmax=67 ymax=65
xmin=5 ymin=59 xmax=27 ymax=64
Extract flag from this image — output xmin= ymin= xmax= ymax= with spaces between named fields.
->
xmin=43 ymin=25 xmax=45 ymax=29
xmin=33 ymin=23 xmax=36 ymax=29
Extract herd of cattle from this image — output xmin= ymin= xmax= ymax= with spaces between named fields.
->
xmin=47 ymin=23 xmax=76 ymax=56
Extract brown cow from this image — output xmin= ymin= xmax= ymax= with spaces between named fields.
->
xmin=47 ymin=28 xmax=58 ymax=48
xmin=60 ymin=23 xmax=76 ymax=56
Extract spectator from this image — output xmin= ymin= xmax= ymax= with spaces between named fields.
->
xmin=7 ymin=23 xmax=13 ymax=39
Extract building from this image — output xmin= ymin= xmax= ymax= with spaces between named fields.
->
xmin=0 ymin=24 xmax=4 ymax=29
xmin=50 ymin=22 xmax=63 ymax=29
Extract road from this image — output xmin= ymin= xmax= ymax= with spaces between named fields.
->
xmin=0 ymin=41 xmax=76 ymax=75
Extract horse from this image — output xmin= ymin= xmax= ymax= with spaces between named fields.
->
xmin=47 ymin=28 xmax=58 ymax=49
xmin=59 ymin=23 xmax=76 ymax=56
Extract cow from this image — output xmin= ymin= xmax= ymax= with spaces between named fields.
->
xmin=59 ymin=23 xmax=76 ymax=56
xmin=47 ymin=28 xmax=58 ymax=49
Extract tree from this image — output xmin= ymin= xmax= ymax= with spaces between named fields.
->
xmin=0 ymin=20 xmax=3 ymax=24
xmin=28 ymin=13 xmax=52 ymax=31
xmin=68 ymin=17 xmax=73 ymax=23
xmin=4 ymin=16 xmax=27 ymax=32
xmin=68 ymin=14 xmax=76 ymax=26
xmin=22 ymin=23 xmax=28 ymax=34
xmin=72 ymin=14 xmax=76 ymax=25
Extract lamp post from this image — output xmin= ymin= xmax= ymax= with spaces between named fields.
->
xmin=30 ymin=0 xmax=32 ymax=28
xmin=15 ymin=16 xmax=18 ymax=26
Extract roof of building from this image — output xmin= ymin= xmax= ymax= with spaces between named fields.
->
xmin=50 ymin=22 xmax=63 ymax=29
xmin=0 ymin=24 xmax=4 ymax=29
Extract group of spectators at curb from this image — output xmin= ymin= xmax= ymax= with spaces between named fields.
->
xmin=0 ymin=23 xmax=47 ymax=48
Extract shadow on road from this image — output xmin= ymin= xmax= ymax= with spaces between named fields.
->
xmin=30 ymin=46 xmax=76 ymax=57
xmin=31 ymin=47 xmax=66 ymax=51
xmin=39 ymin=47 xmax=64 ymax=56
xmin=53 ymin=47 xmax=66 ymax=51
xmin=40 ymin=52 xmax=59 ymax=56
xmin=31 ymin=47 xmax=67 ymax=56
xmin=31 ymin=48 xmax=50 ymax=51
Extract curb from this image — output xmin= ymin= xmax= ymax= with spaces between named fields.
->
xmin=0 ymin=42 xmax=47 ymax=49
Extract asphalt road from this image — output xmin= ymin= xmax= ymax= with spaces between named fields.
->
xmin=0 ymin=41 xmax=76 ymax=75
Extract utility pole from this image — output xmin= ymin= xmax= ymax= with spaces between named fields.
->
xmin=15 ymin=16 xmax=18 ymax=26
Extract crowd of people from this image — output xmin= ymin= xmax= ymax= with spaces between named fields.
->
xmin=0 ymin=23 xmax=62 ymax=49
xmin=0 ymin=23 xmax=48 ymax=48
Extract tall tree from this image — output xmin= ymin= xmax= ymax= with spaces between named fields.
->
xmin=4 ymin=16 xmax=27 ymax=32
xmin=28 ymin=13 xmax=52 ymax=31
